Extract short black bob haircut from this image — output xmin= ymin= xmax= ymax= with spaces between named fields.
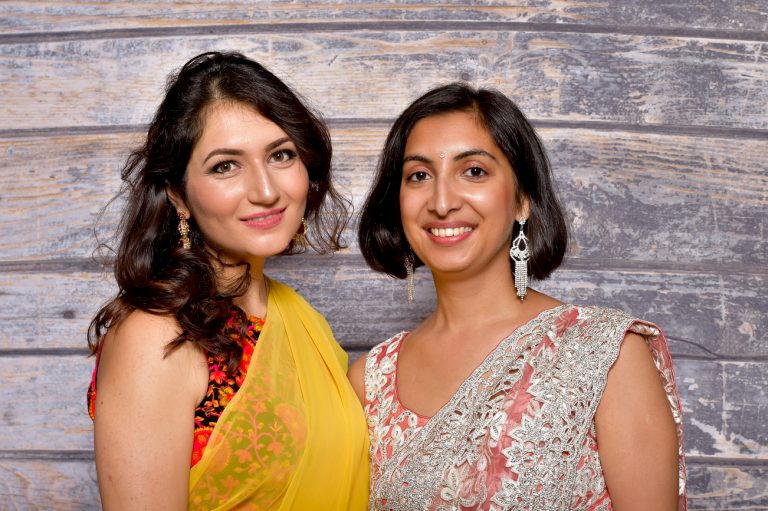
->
xmin=358 ymin=82 xmax=568 ymax=281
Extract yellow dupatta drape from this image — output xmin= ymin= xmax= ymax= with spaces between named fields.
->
xmin=188 ymin=279 xmax=369 ymax=510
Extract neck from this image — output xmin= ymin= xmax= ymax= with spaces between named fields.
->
xmin=428 ymin=259 xmax=523 ymax=333
xmin=216 ymin=256 xmax=270 ymax=318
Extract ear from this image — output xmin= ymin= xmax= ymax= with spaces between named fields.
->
xmin=518 ymin=195 xmax=531 ymax=221
xmin=166 ymin=186 xmax=189 ymax=218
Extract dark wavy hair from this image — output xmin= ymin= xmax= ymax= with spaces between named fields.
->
xmin=358 ymin=82 xmax=567 ymax=280
xmin=88 ymin=51 xmax=349 ymax=368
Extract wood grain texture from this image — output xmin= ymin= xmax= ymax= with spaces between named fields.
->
xmin=0 ymin=355 xmax=93 ymax=451
xmin=273 ymin=257 xmax=768 ymax=358
xmin=0 ymin=353 xmax=765 ymax=462
xmin=0 ymin=2 xmax=765 ymax=508
xmin=1 ymin=260 xmax=764 ymax=359
xmin=2 ymin=1 xmax=767 ymax=34
xmin=1 ymin=128 xmax=765 ymax=264
xmin=686 ymin=463 xmax=768 ymax=510
xmin=0 ymin=270 xmax=114 ymax=351
xmin=1 ymin=30 xmax=767 ymax=130
xmin=676 ymin=359 xmax=768 ymax=460
xmin=0 ymin=459 xmax=99 ymax=511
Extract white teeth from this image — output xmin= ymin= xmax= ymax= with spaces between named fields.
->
xmin=429 ymin=226 xmax=473 ymax=237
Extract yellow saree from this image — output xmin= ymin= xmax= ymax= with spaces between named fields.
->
xmin=188 ymin=279 xmax=369 ymax=510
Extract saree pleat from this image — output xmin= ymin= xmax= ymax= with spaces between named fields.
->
xmin=188 ymin=279 xmax=369 ymax=510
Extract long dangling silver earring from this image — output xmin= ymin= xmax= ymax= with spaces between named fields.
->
xmin=509 ymin=218 xmax=529 ymax=301
xmin=404 ymin=253 xmax=415 ymax=304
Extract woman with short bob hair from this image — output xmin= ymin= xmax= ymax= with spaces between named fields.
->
xmin=88 ymin=51 xmax=368 ymax=510
xmin=359 ymin=83 xmax=567 ymax=282
xmin=351 ymin=83 xmax=686 ymax=510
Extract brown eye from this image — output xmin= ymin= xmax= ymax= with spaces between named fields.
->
xmin=464 ymin=166 xmax=487 ymax=178
xmin=269 ymin=149 xmax=297 ymax=164
xmin=407 ymin=170 xmax=430 ymax=182
xmin=212 ymin=161 xmax=236 ymax=174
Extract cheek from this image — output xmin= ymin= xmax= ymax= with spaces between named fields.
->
xmin=186 ymin=179 xmax=243 ymax=219
xmin=282 ymin=168 xmax=309 ymax=204
xmin=399 ymin=190 xmax=417 ymax=224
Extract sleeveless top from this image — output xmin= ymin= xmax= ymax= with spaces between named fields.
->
xmin=363 ymin=305 xmax=687 ymax=510
xmin=87 ymin=280 xmax=369 ymax=510
xmin=87 ymin=310 xmax=264 ymax=466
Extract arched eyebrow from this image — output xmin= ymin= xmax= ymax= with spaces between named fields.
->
xmin=403 ymin=154 xmax=432 ymax=164
xmin=202 ymin=137 xmax=292 ymax=164
xmin=454 ymin=149 xmax=497 ymax=161
xmin=403 ymin=149 xmax=497 ymax=164
xmin=265 ymin=136 xmax=292 ymax=152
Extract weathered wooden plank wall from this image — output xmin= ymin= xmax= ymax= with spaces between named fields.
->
xmin=0 ymin=2 xmax=766 ymax=509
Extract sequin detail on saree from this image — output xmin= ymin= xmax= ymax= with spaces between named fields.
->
xmin=364 ymin=306 xmax=687 ymax=510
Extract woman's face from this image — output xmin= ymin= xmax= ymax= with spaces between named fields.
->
xmin=171 ymin=101 xmax=308 ymax=264
xmin=399 ymin=110 xmax=527 ymax=279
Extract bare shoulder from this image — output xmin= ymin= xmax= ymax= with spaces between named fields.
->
xmin=96 ymin=309 xmax=207 ymax=406
xmin=598 ymin=332 xmax=671 ymax=420
xmin=103 ymin=309 xmax=182 ymax=355
xmin=347 ymin=353 xmax=367 ymax=404
xmin=94 ymin=310 xmax=208 ymax=509
xmin=595 ymin=331 xmax=679 ymax=510
xmin=607 ymin=332 xmax=659 ymax=385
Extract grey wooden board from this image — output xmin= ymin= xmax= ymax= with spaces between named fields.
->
xmin=2 ymin=1 xmax=767 ymax=34
xmin=272 ymin=258 xmax=766 ymax=358
xmin=1 ymin=459 xmax=764 ymax=510
xmin=2 ymin=31 xmax=767 ymax=131
xmin=0 ymin=354 xmax=764 ymax=462
xmin=1 ymin=355 xmax=93 ymax=451
xmin=0 ymin=270 xmax=115 ymax=351
xmin=675 ymin=359 xmax=768 ymax=460
xmin=0 ymin=262 xmax=765 ymax=358
xmin=686 ymin=463 xmax=768 ymax=509
xmin=1 ymin=128 xmax=765 ymax=265
xmin=1 ymin=2 xmax=765 ymax=508
xmin=0 ymin=459 xmax=99 ymax=511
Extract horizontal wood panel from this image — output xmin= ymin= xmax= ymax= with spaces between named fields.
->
xmin=1 ymin=128 xmax=765 ymax=265
xmin=676 ymin=359 xmax=768 ymax=460
xmin=0 ymin=459 xmax=99 ymax=511
xmin=280 ymin=259 xmax=766 ymax=357
xmin=1 ymin=356 xmax=94 ymax=451
xmin=0 ymin=271 xmax=114 ymax=351
xmin=1 ymin=261 xmax=764 ymax=358
xmin=0 ymin=458 xmax=763 ymax=510
xmin=1 ymin=31 xmax=766 ymax=130
xmin=1 ymin=354 xmax=764 ymax=462
xmin=686 ymin=463 xmax=768 ymax=510
xmin=2 ymin=1 xmax=767 ymax=34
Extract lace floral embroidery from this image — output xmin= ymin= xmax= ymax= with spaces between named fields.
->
xmin=364 ymin=306 xmax=687 ymax=511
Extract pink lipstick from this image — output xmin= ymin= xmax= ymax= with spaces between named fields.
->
xmin=240 ymin=208 xmax=285 ymax=229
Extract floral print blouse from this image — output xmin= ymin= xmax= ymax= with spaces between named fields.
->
xmin=87 ymin=311 xmax=263 ymax=467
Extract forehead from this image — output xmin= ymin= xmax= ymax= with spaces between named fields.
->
xmin=406 ymin=111 xmax=496 ymax=146
xmin=405 ymin=110 xmax=500 ymax=153
xmin=196 ymin=101 xmax=287 ymax=144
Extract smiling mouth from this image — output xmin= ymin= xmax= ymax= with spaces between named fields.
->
xmin=428 ymin=226 xmax=474 ymax=238
xmin=241 ymin=208 xmax=286 ymax=228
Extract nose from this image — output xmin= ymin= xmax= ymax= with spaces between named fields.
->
xmin=428 ymin=175 xmax=461 ymax=217
xmin=245 ymin=164 xmax=280 ymax=205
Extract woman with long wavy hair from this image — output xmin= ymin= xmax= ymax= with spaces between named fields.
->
xmin=87 ymin=51 xmax=368 ymax=510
